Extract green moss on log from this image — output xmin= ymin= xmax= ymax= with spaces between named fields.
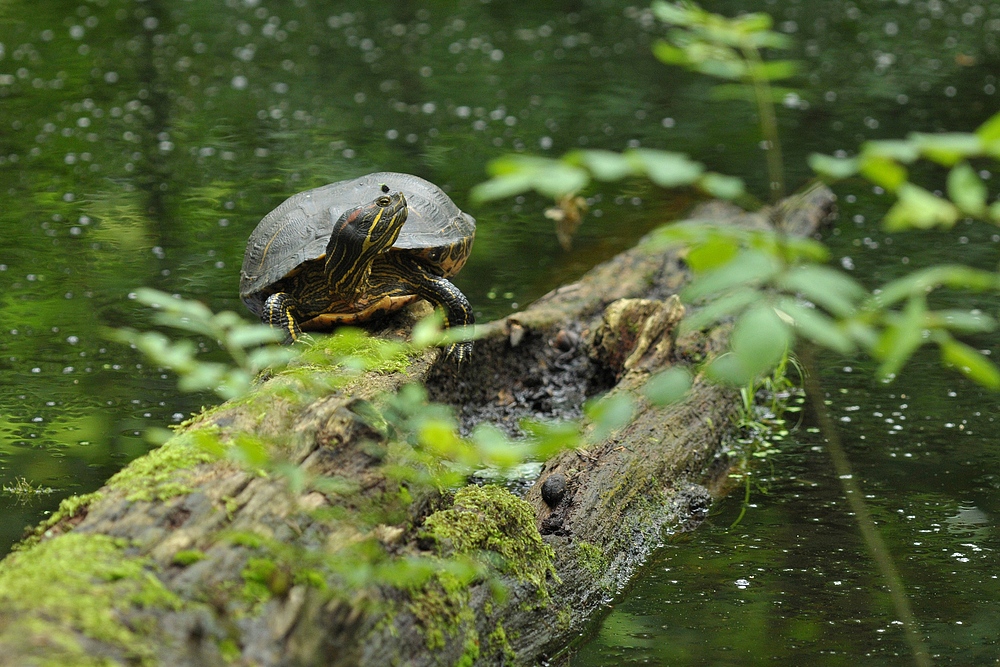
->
xmin=0 ymin=533 xmax=183 ymax=664
xmin=106 ymin=434 xmax=218 ymax=502
xmin=406 ymin=570 xmax=475 ymax=651
xmin=422 ymin=484 xmax=557 ymax=593
xmin=575 ymin=540 xmax=608 ymax=578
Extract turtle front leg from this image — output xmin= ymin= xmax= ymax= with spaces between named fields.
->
xmin=262 ymin=292 xmax=303 ymax=344
xmin=384 ymin=254 xmax=475 ymax=362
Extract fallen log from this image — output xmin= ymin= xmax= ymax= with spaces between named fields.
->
xmin=0 ymin=184 xmax=834 ymax=667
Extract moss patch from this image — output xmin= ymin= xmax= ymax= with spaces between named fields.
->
xmin=410 ymin=485 xmax=557 ymax=656
xmin=406 ymin=570 xmax=474 ymax=651
xmin=106 ymin=433 xmax=218 ymax=502
xmin=172 ymin=549 xmax=206 ymax=566
xmin=575 ymin=540 xmax=608 ymax=578
xmin=0 ymin=532 xmax=182 ymax=664
xmin=21 ymin=491 xmax=105 ymax=547
xmin=235 ymin=535 xmax=328 ymax=614
xmin=487 ymin=622 xmax=516 ymax=664
xmin=422 ymin=484 xmax=557 ymax=592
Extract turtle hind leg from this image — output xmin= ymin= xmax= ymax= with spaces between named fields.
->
xmin=378 ymin=254 xmax=474 ymax=362
xmin=262 ymin=292 xmax=303 ymax=344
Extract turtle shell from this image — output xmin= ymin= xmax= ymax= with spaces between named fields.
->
xmin=239 ymin=172 xmax=476 ymax=314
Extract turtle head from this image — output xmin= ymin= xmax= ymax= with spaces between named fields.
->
xmin=324 ymin=189 xmax=408 ymax=297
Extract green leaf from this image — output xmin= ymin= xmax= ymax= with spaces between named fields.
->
xmin=651 ymin=1 xmax=699 ymax=27
xmin=744 ymin=30 xmax=794 ymax=50
xmin=470 ymin=423 xmax=524 ymax=468
xmin=571 ymin=149 xmax=636 ymax=181
xmin=939 ymin=335 xmax=1000 ymax=389
xmin=706 ymin=304 xmax=791 ymax=385
xmin=908 ymin=132 xmax=983 ymax=166
xmin=227 ymin=325 xmax=286 ymax=349
xmin=685 ymin=236 xmax=739 ymax=272
xmin=883 ymin=183 xmax=960 ymax=230
xmin=231 ymin=434 xmax=271 ymax=468
xmin=247 ymin=347 xmax=298 ymax=372
xmin=643 ymin=367 xmax=693 ymax=406
xmin=730 ymin=12 xmax=773 ymax=33
xmin=858 ymin=155 xmax=908 ymax=192
xmin=976 ymin=110 xmax=1000 ymax=144
xmin=776 ymin=265 xmax=866 ymax=317
xmin=703 ymin=353 xmax=748 ymax=386
xmin=694 ymin=55 xmax=748 ymax=80
xmin=531 ymin=165 xmax=590 ymax=199
xmin=682 ymin=249 xmax=781 ymax=301
xmin=991 ymin=200 xmax=1000 ymax=225
xmin=133 ymin=287 xmax=181 ymax=310
xmin=863 ymin=139 xmax=920 ymax=163
xmin=411 ymin=311 xmax=444 ymax=348
xmin=930 ymin=309 xmax=997 ymax=334
xmin=652 ymin=40 xmax=691 ymax=65
xmin=808 ymin=153 xmax=859 ymax=180
xmin=678 ymin=287 xmax=759 ymax=334
xmin=775 ymin=298 xmax=855 ymax=355
xmin=585 ymin=393 xmax=636 ymax=442
xmin=946 ymin=161 xmax=987 ymax=216
xmin=628 ymin=149 xmax=704 ymax=187
xmin=729 ymin=304 xmax=792 ymax=375
xmin=844 ymin=320 xmax=880 ymax=351
xmin=696 ymin=172 xmax=745 ymax=200
xmin=177 ymin=362 xmax=227 ymax=393
xmin=473 ymin=155 xmax=590 ymax=202
xmin=876 ymin=265 xmax=1000 ymax=307
xmin=874 ymin=296 xmax=926 ymax=379
xmin=470 ymin=172 xmax=534 ymax=203
xmin=522 ymin=419 xmax=580 ymax=459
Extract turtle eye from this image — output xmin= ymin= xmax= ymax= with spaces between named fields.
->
xmin=380 ymin=183 xmax=390 ymax=193
xmin=376 ymin=195 xmax=391 ymax=206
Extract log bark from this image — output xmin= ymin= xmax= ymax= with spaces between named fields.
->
xmin=0 ymin=185 xmax=834 ymax=667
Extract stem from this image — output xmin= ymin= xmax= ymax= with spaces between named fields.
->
xmin=799 ymin=347 xmax=932 ymax=667
xmin=728 ymin=472 xmax=752 ymax=529
xmin=741 ymin=44 xmax=785 ymax=203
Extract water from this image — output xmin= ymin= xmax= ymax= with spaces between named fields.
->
xmin=1 ymin=0 xmax=999 ymax=662
xmin=572 ymin=346 xmax=1000 ymax=665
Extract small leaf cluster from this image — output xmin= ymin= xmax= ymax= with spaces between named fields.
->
xmin=651 ymin=0 xmax=800 ymax=102
xmin=110 ymin=288 xmax=298 ymax=399
xmin=471 ymin=149 xmax=744 ymax=205
xmin=377 ymin=382 xmax=679 ymax=491
xmin=810 ymin=111 xmax=1000 ymax=230
xmin=651 ymin=212 xmax=1000 ymax=388
xmin=651 ymin=217 xmax=862 ymax=385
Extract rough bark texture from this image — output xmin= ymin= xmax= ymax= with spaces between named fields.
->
xmin=0 ymin=185 xmax=834 ymax=667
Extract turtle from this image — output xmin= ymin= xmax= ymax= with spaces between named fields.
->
xmin=239 ymin=172 xmax=476 ymax=361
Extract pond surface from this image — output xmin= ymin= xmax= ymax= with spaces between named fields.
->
xmin=1 ymin=0 xmax=998 ymax=663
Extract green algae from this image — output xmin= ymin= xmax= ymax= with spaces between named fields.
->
xmin=0 ymin=533 xmax=182 ymax=664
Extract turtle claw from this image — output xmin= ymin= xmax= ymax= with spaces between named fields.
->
xmin=443 ymin=340 xmax=473 ymax=364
